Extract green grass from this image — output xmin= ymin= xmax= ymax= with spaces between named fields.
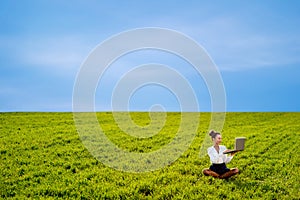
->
xmin=0 ymin=112 xmax=299 ymax=199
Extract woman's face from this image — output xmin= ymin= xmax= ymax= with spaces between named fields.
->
xmin=213 ymin=134 xmax=222 ymax=145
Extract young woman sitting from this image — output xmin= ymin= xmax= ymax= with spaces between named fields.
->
xmin=202 ymin=130 xmax=239 ymax=179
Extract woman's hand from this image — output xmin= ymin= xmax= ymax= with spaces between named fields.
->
xmin=230 ymin=151 xmax=239 ymax=156
xmin=223 ymin=149 xmax=239 ymax=156
xmin=223 ymin=149 xmax=231 ymax=153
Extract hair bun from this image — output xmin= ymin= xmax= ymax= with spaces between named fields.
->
xmin=209 ymin=130 xmax=219 ymax=138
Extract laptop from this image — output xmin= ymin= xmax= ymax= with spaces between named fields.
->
xmin=223 ymin=137 xmax=246 ymax=154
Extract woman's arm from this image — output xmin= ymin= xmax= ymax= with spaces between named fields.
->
xmin=221 ymin=146 xmax=233 ymax=164
xmin=224 ymin=154 xmax=233 ymax=163
xmin=208 ymin=146 xmax=235 ymax=164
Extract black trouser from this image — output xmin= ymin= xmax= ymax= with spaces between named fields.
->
xmin=210 ymin=163 xmax=230 ymax=175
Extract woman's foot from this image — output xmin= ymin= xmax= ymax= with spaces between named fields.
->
xmin=202 ymin=169 xmax=220 ymax=178
xmin=219 ymin=168 xmax=239 ymax=179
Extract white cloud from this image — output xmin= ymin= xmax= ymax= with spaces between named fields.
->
xmin=0 ymin=34 xmax=97 ymax=76
xmin=151 ymin=16 xmax=300 ymax=72
xmin=19 ymin=36 xmax=92 ymax=71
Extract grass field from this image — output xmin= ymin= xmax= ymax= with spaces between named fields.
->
xmin=0 ymin=112 xmax=299 ymax=199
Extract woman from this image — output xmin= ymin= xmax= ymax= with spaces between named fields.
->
xmin=202 ymin=130 xmax=239 ymax=179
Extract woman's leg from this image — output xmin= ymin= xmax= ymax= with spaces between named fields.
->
xmin=219 ymin=168 xmax=239 ymax=179
xmin=202 ymin=168 xmax=220 ymax=178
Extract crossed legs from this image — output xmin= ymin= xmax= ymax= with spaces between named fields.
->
xmin=203 ymin=168 xmax=239 ymax=179
xmin=219 ymin=168 xmax=239 ymax=179
xmin=202 ymin=168 xmax=220 ymax=178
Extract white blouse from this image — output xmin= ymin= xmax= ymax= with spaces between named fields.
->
xmin=207 ymin=145 xmax=233 ymax=164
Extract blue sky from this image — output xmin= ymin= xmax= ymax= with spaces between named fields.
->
xmin=1 ymin=0 xmax=300 ymax=112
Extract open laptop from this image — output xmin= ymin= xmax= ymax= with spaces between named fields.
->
xmin=223 ymin=137 xmax=246 ymax=154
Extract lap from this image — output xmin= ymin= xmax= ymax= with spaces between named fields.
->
xmin=209 ymin=163 xmax=230 ymax=175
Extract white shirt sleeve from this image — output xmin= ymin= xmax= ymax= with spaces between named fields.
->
xmin=207 ymin=145 xmax=233 ymax=164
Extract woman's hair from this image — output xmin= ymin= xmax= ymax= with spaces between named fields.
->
xmin=209 ymin=130 xmax=220 ymax=139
